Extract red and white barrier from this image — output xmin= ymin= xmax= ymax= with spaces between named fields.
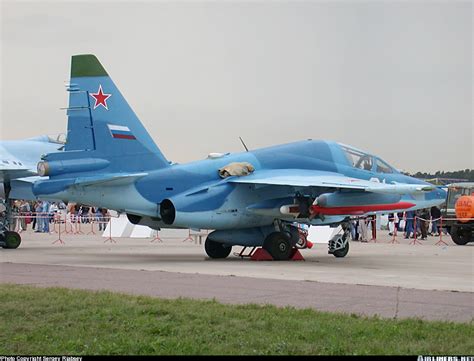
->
xmin=9 ymin=212 xmax=473 ymax=247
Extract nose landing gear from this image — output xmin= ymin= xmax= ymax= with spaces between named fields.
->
xmin=328 ymin=222 xmax=351 ymax=258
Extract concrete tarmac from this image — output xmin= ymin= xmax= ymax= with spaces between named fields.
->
xmin=1 ymin=229 xmax=473 ymax=322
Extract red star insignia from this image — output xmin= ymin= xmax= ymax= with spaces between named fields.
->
xmin=90 ymin=85 xmax=111 ymax=110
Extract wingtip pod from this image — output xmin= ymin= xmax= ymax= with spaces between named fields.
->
xmin=71 ymin=54 xmax=108 ymax=78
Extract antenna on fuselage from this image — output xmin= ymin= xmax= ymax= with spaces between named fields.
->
xmin=239 ymin=136 xmax=249 ymax=152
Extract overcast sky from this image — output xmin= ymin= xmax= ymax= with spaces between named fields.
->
xmin=1 ymin=0 xmax=472 ymax=173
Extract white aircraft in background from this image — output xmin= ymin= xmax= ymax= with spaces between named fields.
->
xmin=0 ymin=135 xmax=64 ymax=248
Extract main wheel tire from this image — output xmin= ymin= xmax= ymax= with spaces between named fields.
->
xmin=3 ymin=231 xmax=21 ymax=249
xmin=450 ymin=225 xmax=471 ymax=245
xmin=205 ymin=238 xmax=232 ymax=259
xmin=333 ymin=241 xmax=349 ymax=258
xmin=263 ymin=232 xmax=292 ymax=260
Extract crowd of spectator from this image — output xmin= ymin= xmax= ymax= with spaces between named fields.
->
xmin=350 ymin=206 xmax=444 ymax=241
xmin=9 ymin=200 xmax=110 ymax=233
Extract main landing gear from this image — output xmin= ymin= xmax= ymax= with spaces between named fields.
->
xmin=203 ymin=221 xmax=351 ymax=260
xmin=204 ymin=228 xmax=302 ymax=261
xmin=0 ymin=181 xmax=22 ymax=249
xmin=204 ymin=238 xmax=232 ymax=259
xmin=204 ymin=230 xmax=303 ymax=261
xmin=262 ymin=231 xmax=293 ymax=260
xmin=0 ymin=231 xmax=21 ymax=249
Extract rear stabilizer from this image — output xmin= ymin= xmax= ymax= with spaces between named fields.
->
xmin=59 ymin=54 xmax=169 ymax=174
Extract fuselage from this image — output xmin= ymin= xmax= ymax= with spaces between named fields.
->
xmin=36 ymin=140 xmax=446 ymax=230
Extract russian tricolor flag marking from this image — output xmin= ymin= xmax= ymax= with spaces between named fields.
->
xmin=108 ymin=124 xmax=136 ymax=140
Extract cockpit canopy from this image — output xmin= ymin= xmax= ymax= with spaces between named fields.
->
xmin=339 ymin=144 xmax=397 ymax=174
xmin=47 ymin=134 xmax=67 ymax=145
xmin=27 ymin=134 xmax=66 ymax=145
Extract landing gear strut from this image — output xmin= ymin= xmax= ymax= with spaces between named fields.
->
xmin=0 ymin=181 xmax=22 ymax=249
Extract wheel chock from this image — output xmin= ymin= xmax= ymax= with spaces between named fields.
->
xmin=289 ymin=249 xmax=305 ymax=261
xmin=249 ymin=248 xmax=305 ymax=261
xmin=250 ymin=248 xmax=274 ymax=261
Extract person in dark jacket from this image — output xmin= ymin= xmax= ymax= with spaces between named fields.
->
xmin=404 ymin=210 xmax=415 ymax=239
xmin=430 ymin=206 xmax=442 ymax=236
xmin=419 ymin=208 xmax=430 ymax=240
xmin=397 ymin=212 xmax=404 ymax=231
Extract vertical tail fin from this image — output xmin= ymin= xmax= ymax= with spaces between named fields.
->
xmin=64 ymin=54 xmax=169 ymax=172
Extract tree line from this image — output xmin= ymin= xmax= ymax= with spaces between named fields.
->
xmin=403 ymin=169 xmax=474 ymax=182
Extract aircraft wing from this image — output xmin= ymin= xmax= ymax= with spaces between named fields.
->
xmin=0 ymin=168 xmax=36 ymax=183
xmin=33 ymin=172 xmax=149 ymax=197
xmin=227 ymin=169 xmax=434 ymax=194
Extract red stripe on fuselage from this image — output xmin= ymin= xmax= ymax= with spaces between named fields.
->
xmin=112 ymin=134 xmax=136 ymax=140
xmin=310 ymin=202 xmax=416 ymax=216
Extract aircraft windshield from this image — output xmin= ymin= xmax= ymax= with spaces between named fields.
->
xmin=375 ymin=158 xmax=393 ymax=174
xmin=340 ymin=144 xmax=395 ymax=173
xmin=340 ymin=145 xmax=373 ymax=171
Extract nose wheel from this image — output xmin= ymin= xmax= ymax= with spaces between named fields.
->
xmin=328 ymin=224 xmax=350 ymax=258
xmin=328 ymin=234 xmax=349 ymax=258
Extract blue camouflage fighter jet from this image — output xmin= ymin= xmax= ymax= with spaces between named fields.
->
xmin=33 ymin=54 xmax=446 ymax=260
